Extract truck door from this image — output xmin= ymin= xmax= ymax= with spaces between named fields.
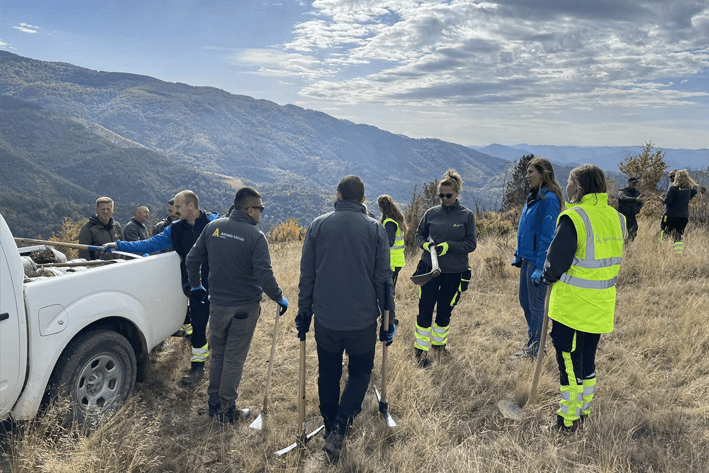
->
xmin=0 ymin=241 xmax=25 ymax=417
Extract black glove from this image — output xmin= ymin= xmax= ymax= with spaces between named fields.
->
xmin=379 ymin=318 xmax=399 ymax=346
xmin=295 ymin=311 xmax=312 ymax=339
xmin=190 ymin=286 xmax=208 ymax=306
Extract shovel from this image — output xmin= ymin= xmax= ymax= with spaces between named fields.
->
xmin=275 ymin=331 xmax=324 ymax=455
xmin=498 ymin=283 xmax=553 ymax=421
xmin=410 ymin=236 xmax=441 ymax=286
xmin=249 ymin=304 xmax=281 ymax=430
xmin=13 ymin=237 xmax=141 ymax=259
xmin=373 ymin=281 xmax=396 ymax=427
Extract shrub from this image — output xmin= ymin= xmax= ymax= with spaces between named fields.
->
xmin=476 ymin=209 xmax=519 ymax=241
xmin=49 ymin=217 xmax=86 ymax=260
xmin=268 ymin=218 xmax=306 ymax=243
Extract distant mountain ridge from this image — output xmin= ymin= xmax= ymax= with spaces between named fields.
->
xmin=477 ymin=144 xmax=708 ymax=171
xmin=1 ymin=51 xmax=508 ymax=237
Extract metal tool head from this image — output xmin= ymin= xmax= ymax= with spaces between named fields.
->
xmin=374 ymin=385 xmax=397 ymax=427
xmin=497 ymin=399 xmax=524 ymax=421
xmin=274 ymin=425 xmax=325 ymax=456
xmin=249 ymin=413 xmax=264 ymax=430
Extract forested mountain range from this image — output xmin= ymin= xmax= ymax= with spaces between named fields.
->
xmin=1 ymin=51 xmax=705 ymax=239
xmin=0 ymin=51 xmax=508 ymax=238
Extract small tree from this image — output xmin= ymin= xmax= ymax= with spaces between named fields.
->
xmin=501 ymin=154 xmax=534 ymax=211
xmin=618 ymin=142 xmax=667 ymax=194
xmin=403 ymin=180 xmax=439 ymax=254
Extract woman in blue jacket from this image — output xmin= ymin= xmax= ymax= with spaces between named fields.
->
xmin=512 ymin=157 xmax=562 ymax=359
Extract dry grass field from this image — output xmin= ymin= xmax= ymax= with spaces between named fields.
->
xmin=2 ymin=216 xmax=709 ymax=472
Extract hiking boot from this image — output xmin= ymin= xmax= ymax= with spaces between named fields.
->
xmin=432 ymin=345 xmax=451 ymax=359
xmin=180 ymin=366 xmax=205 ymax=387
xmin=208 ymin=401 xmax=221 ymax=419
xmin=414 ymin=348 xmax=431 ymax=369
xmin=323 ymin=431 xmax=344 ymax=464
xmin=220 ymin=404 xmax=250 ymax=424
xmin=172 ymin=323 xmax=193 ymax=338
xmin=510 ymin=346 xmax=536 ymax=360
xmin=555 ymin=414 xmax=579 ymax=433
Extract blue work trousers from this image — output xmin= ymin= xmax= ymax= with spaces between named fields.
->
xmin=518 ymin=259 xmax=546 ymax=356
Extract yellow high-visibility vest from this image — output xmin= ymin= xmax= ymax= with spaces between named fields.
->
xmin=548 ymin=193 xmax=626 ymax=334
xmin=382 ymin=218 xmax=406 ymax=269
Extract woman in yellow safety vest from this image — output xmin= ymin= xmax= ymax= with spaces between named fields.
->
xmin=540 ymin=164 xmax=626 ymax=432
xmin=378 ymin=195 xmax=407 ymax=290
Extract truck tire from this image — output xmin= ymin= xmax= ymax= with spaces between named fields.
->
xmin=49 ymin=330 xmax=137 ymax=425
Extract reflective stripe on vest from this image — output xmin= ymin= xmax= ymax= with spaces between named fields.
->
xmin=383 ymin=218 xmax=406 ymax=268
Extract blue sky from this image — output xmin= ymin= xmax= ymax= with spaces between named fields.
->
xmin=2 ymin=0 xmax=709 ymax=149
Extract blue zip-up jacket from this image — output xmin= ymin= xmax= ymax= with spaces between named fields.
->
xmin=117 ymin=210 xmax=218 ymax=289
xmin=515 ymin=188 xmax=561 ymax=271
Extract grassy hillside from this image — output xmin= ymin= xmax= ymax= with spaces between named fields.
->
xmin=3 ymin=217 xmax=709 ymax=472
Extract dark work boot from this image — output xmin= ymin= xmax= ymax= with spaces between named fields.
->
xmin=323 ymin=430 xmax=344 ymax=464
xmin=220 ymin=403 xmax=250 ymax=424
xmin=208 ymin=400 xmax=221 ymax=419
xmin=180 ymin=365 xmax=205 ymax=387
xmin=414 ymin=348 xmax=431 ymax=369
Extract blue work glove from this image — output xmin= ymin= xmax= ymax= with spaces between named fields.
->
xmin=511 ymin=256 xmax=522 ymax=268
xmin=436 ymin=242 xmax=449 ymax=256
xmin=190 ymin=285 xmax=208 ymax=304
xmin=277 ymin=296 xmax=289 ymax=316
xmin=100 ymin=242 xmax=119 ymax=254
xmin=423 ymin=241 xmax=435 ymax=252
xmin=295 ymin=311 xmax=312 ymax=339
xmin=379 ymin=318 xmax=399 ymax=346
xmin=531 ymin=269 xmax=543 ymax=286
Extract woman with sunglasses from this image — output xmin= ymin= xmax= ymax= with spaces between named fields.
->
xmin=511 ymin=157 xmax=563 ymax=360
xmin=412 ymin=169 xmax=476 ymax=368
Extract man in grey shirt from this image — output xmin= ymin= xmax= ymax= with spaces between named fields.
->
xmin=186 ymin=187 xmax=288 ymax=423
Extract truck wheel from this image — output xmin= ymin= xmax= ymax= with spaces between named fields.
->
xmin=50 ymin=330 xmax=137 ymax=425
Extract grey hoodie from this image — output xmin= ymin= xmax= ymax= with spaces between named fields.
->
xmin=186 ymin=210 xmax=282 ymax=307
xmin=298 ymin=199 xmax=394 ymax=332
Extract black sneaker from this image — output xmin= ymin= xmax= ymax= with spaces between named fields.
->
xmin=432 ymin=345 xmax=452 ymax=359
xmin=323 ymin=432 xmax=344 ymax=464
xmin=180 ymin=366 xmax=205 ymax=387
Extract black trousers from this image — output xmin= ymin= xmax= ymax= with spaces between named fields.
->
xmin=314 ymin=318 xmax=376 ymax=434
xmin=189 ymin=291 xmax=210 ymax=349
xmin=550 ymin=320 xmax=601 ymax=385
xmin=416 ymin=261 xmax=462 ymax=328
xmin=621 ymin=212 xmax=638 ymax=240
xmin=662 ymin=216 xmax=689 ymax=242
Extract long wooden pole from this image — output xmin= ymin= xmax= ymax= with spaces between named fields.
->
xmin=527 ymin=283 xmax=552 ymax=405
xmin=14 ymin=237 xmax=140 ymax=259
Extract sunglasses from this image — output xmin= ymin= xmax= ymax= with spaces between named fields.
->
xmin=439 ymin=193 xmax=454 ymax=199
xmin=249 ymin=206 xmax=265 ymax=212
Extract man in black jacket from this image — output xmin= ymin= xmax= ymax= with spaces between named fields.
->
xmin=78 ymin=196 xmax=123 ymax=260
xmin=296 ymin=175 xmax=395 ymax=463
xmin=617 ymin=177 xmax=643 ymax=240
xmin=124 ymin=205 xmax=151 ymax=242
xmin=102 ymin=190 xmax=218 ymax=386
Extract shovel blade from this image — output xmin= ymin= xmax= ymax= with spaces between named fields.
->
xmin=410 ymin=268 xmax=441 ymax=286
xmin=497 ymin=399 xmax=524 ymax=421
xmin=373 ymin=385 xmax=397 ymax=427
xmin=274 ymin=425 xmax=325 ymax=456
xmin=249 ymin=413 xmax=264 ymax=430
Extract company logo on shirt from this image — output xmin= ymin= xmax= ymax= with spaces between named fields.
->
xmin=212 ymin=228 xmax=245 ymax=242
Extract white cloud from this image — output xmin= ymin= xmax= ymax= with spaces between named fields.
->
xmin=262 ymin=0 xmax=709 ymax=114
xmin=230 ymin=48 xmax=336 ymax=79
xmin=13 ymin=22 xmax=40 ymax=34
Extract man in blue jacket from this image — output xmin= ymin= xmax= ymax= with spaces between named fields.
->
xmin=296 ymin=175 xmax=396 ymax=464
xmin=102 ymin=190 xmax=218 ymax=386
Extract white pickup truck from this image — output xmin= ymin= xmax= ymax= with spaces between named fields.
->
xmin=0 ymin=214 xmax=187 ymax=424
